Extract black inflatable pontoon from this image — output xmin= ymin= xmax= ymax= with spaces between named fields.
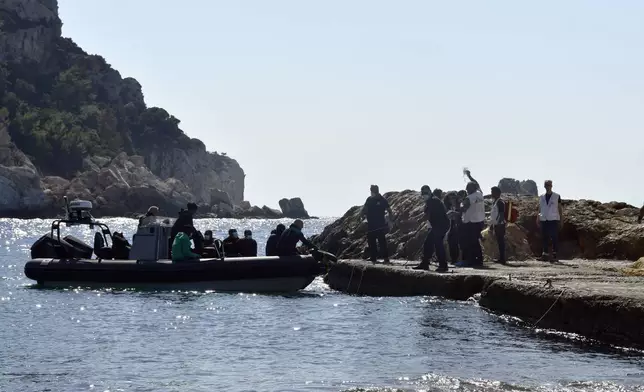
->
xmin=24 ymin=198 xmax=332 ymax=292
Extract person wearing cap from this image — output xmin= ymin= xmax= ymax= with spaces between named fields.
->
xmin=237 ymin=229 xmax=258 ymax=257
xmin=223 ymin=228 xmax=240 ymax=257
xmin=461 ymin=179 xmax=486 ymax=267
xmin=414 ymin=185 xmax=449 ymax=272
xmin=489 ymin=186 xmax=506 ymax=264
xmin=537 ymin=180 xmax=563 ymax=262
xmin=277 ymin=219 xmax=317 ymax=256
xmin=265 ymin=223 xmax=286 ymax=256
xmin=360 ymin=184 xmax=394 ymax=263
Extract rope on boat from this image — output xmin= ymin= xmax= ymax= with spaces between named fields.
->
xmin=532 ymin=288 xmax=566 ymax=328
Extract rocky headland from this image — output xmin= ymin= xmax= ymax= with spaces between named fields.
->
xmin=312 ymin=178 xmax=644 ymax=262
xmin=0 ymin=0 xmax=311 ymax=220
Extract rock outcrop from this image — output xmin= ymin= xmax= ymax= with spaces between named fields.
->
xmin=278 ymin=197 xmax=310 ymax=219
xmin=498 ymin=178 xmax=538 ymax=196
xmin=0 ymin=0 xmax=247 ymax=217
xmin=313 ymin=189 xmax=644 ymax=261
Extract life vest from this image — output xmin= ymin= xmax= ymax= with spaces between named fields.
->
xmin=539 ymin=192 xmax=561 ymax=221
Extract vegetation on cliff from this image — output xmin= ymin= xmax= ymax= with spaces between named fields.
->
xmin=0 ymin=37 xmax=236 ymax=179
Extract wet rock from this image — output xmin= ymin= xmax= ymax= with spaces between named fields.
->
xmin=479 ymin=280 xmax=644 ymax=350
xmin=279 ymin=197 xmax=310 ymax=219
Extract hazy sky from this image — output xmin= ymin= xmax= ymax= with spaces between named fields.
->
xmin=58 ymin=0 xmax=644 ymax=217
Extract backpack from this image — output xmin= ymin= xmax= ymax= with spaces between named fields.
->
xmin=504 ymin=200 xmax=519 ymax=223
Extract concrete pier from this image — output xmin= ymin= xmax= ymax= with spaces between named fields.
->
xmin=324 ymin=259 xmax=644 ymax=349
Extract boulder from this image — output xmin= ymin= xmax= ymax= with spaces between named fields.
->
xmin=239 ymin=201 xmax=252 ymax=210
xmin=261 ymin=205 xmax=283 ymax=219
xmin=481 ymin=224 xmax=532 ymax=261
xmin=210 ymin=188 xmax=232 ymax=207
xmin=279 ymin=197 xmax=310 ymax=219
xmin=313 ymin=190 xmax=644 ymax=262
xmin=498 ymin=178 xmax=538 ymax=196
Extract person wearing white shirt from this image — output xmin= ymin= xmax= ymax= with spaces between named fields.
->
xmin=536 ymin=180 xmax=564 ymax=262
xmin=461 ymin=180 xmax=486 ymax=267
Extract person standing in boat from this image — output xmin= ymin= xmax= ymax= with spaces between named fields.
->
xmin=537 ymin=180 xmax=563 ymax=262
xmin=171 ymin=203 xmax=198 ymax=241
xmin=138 ymin=206 xmax=159 ymax=227
xmin=265 ymin=224 xmax=286 ymax=256
xmin=277 ymin=220 xmax=317 ymax=256
xmin=360 ymin=184 xmax=394 ymax=264
xmin=489 ymin=186 xmax=506 ymax=264
xmin=223 ymin=229 xmax=240 ymax=256
xmin=237 ymin=230 xmax=258 ymax=257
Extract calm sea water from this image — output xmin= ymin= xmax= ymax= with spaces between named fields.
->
xmin=1 ymin=218 xmax=643 ymax=392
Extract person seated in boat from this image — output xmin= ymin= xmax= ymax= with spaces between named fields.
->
xmin=172 ymin=226 xmax=201 ymax=262
xmin=277 ymin=219 xmax=317 ymax=256
xmin=203 ymin=230 xmax=214 ymax=247
xmin=138 ymin=206 xmax=159 ymax=227
xmin=265 ymin=223 xmax=286 ymax=256
xmin=223 ymin=229 xmax=240 ymax=256
xmin=93 ymin=232 xmax=112 ymax=259
xmin=112 ymin=232 xmax=132 ymax=259
xmin=237 ymin=229 xmax=258 ymax=257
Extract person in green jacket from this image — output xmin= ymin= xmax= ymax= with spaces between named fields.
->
xmin=172 ymin=227 xmax=201 ymax=262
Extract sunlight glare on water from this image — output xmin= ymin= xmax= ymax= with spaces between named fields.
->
xmin=0 ymin=217 xmax=643 ymax=392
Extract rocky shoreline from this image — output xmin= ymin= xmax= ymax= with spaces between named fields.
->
xmin=324 ymin=259 xmax=644 ymax=350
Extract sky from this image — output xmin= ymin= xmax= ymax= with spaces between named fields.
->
xmin=58 ymin=0 xmax=644 ymax=217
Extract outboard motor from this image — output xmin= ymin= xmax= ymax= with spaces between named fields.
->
xmin=66 ymin=198 xmax=94 ymax=224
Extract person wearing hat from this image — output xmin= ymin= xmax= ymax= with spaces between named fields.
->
xmin=237 ymin=229 xmax=258 ymax=257
xmin=360 ymin=184 xmax=394 ymax=263
xmin=414 ymin=185 xmax=449 ymax=272
xmin=265 ymin=223 xmax=286 ymax=256
xmin=223 ymin=228 xmax=240 ymax=257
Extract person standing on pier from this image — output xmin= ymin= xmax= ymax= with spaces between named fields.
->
xmin=461 ymin=180 xmax=486 ymax=267
xmin=361 ymin=185 xmax=394 ymax=263
xmin=537 ymin=180 xmax=563 ymax=262
xmin=414 ymin=185 xmax=449 ymax=272
xmin=489 ymin=186 xmax=506 ymax=264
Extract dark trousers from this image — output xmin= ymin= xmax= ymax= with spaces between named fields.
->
xmin=447 ymin=225 xmax=460 ymax=262
xmin=465 ymin=222 xmax=484 ymax=265
xmin=493 ymin=224 xmax=506 ymax=262
xmin=367 ymin=227 xmax=389 ymax=261
xmin=422 ymin=227 xmax=447 ymax=268
xmin=541 ymin=220 xmax=559 ymax=254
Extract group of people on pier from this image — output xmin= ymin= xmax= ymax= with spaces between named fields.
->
xmin=361 ymin=170 xmax=564 ymax=272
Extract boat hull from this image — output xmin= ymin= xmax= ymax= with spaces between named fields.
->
xmin=25 ymin=255 xmax=323 ymax=293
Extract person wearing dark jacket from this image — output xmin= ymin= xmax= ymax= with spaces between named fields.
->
xmin=265 ymin=224 xmax=286 ymax=256
xmin=443 ymin=191 xmax=462 ymax=263
xmin=489 ymin=186 xmax=507 ymax=264
xmin=171 ymin=203 xmax=198 ymax=241
xmin=414 ymin=185 xmax=449 ymax=272
xmin=360 ymin=184 xmax=394 ymax=263
xmin=277 ymin=220 xmax=317 ymax=256
xmin=237 ymin=230 xmax=258 ymax=257
xmin=223 ymin=229 xmax=240 ymax=257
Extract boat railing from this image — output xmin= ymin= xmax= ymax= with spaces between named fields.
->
xmin=50 ymin=219 xmax=113 ymax=248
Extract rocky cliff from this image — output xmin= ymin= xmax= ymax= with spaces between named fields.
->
xmin=0 ymin=0 xmax=247 ymax=217
xmin=312 ymin=183 xmax=644 ymax=262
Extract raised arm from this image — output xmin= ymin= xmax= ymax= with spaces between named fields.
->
xmin=299 ymin=231 xmax=317 ymax=250
xmin=465 ymin=170 xmax=481 ymax=191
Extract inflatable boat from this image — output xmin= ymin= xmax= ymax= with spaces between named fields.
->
xmin=25 ymin=198 xmax=334 ymax=293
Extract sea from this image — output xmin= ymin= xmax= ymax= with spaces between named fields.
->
xmin=1 ymin=217 xmax=643 ymax=392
